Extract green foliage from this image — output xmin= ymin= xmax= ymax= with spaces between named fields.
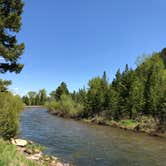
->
xmin=158 ymin=100 xmax=166 ymax=131
xmin=109 ymin=69 xmax=123 ymax=120
xmin=38 ymin=89 xmax=47 ymax=105
xmin=45 ymin=50 xmax=166 ymax=132
xmin=0 ymin=79 xmax=11 ymax=92
xmin=0 ymin=92 xmax=24 ymax=139
xmin=0 ymin=139 xmax=37 ymax=166
xmin=27 ymin=91 xmax=37 ymax=105
xmin=119 ymin=120 xmax=137 ymax=127
xmin=85 ymin=72 xmax=109 ymax=117
xmin=71 ymin=88 xmax=87 ymax=105
xmin=50 ymin=82 xmax=69 ymax=101
xmin=22 ymin=95 xmax=30 ymax=105
xmin=0 ymin=0 xmax=25 ymax=73
xmin=26 ymin=142 xmax=45 ymax=152
xmin=46 ymin=94 xmax=84 ymax=118
xmin=22 ymin=89 xmax=47 ymax=106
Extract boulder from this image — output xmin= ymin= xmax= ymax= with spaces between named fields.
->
xmin=11 ymin=139 xmax=28 ymax=147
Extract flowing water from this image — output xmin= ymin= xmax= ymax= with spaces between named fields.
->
xmin=19 ymin=107 xmax=166 ymax=166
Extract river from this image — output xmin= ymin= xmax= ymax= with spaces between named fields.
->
xmin=19 ymin=107 xmax=166 ymax=166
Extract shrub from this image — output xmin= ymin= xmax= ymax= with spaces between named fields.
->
xmin=46 ymin=94 xmax=84 ymax=118
xmin=137 ymin=116 xmax=157 ymax=132
xmin=0 ymin=92 xmax=24 ymax=139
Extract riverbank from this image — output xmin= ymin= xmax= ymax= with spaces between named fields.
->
xmin=25 ymin=106 xmax=43 ymax=108
xmin=48 ymin=110 xmax=166 ymax=139
xmin=0 ymin=138 xmax=73 ymax=166
xmin=19 ymin=107 xmax=166 ymax=166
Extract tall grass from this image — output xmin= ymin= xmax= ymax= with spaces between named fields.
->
xmin=0 ymin=139 xmax=38 ymax=166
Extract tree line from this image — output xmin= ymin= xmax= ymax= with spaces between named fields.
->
xmin=23 ymin=49 xmax=166 ymax=131
xmin=22 ymin=89 xmax=47 ymax=105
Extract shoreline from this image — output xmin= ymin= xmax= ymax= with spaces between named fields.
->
xmin=11 ymin=138 xmax=73 ymax=166
xmin=25 ymin=105 xmax=43 ymax=108
xmin=23 ymin=106 xmax=166 ymax=139
xmin=48 ymin=110 xmax=166 ymax=139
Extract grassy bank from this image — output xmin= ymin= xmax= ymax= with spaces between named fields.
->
xmin=0 ymin=139 xmax=37 ymax=166
xmin=48 ymin=108 xmax=166 ymax=138
xmin=0 ymin=138 xmax=73 ymax=166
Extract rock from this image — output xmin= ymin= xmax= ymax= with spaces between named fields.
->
xmin=26 ymin=153 xmax=42 ymax=161
xmin=24 ymin=149 xmax=33 ymax=155
xmin=34 ymin=148 xmax=41 ymax=154
xmin=133 ymin=124 xmax=140 ymax=132
xmin=44 ymin=157 xmax=51 ymax=161
xmin=64 ymin=164 xmax=70 ymax=166
xmin=17 ymin=147 xmax=26 ymax=153
xmin=51 ymin=160 xmax=57 ymax=164
xmin=11 ymin=138 xmax=16 ymax=145
xmin=149 ymin=131 xmax=158 ymax=136
xmin=56 ymin=162 xmax=64 ymax=166
xmin=28 ymin=140 xmax=33 ymax=144
xmin=50 ymin=156 xmax=58 ymax=161
xmin=15 ymin=139 xmax=28 ymax=147
xmin=110 ymin=121 xmax=119 ymax=128
xmin=11 ymin=139 xmax=28 ymax=147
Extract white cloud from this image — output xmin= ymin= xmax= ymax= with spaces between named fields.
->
xmin=10 ymin=87 xmax=24 ymax=96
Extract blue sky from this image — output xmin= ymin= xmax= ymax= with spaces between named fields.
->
xmin=1 ymin=0 xmax=166 ymax=95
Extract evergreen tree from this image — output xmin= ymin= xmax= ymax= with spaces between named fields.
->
xmin=38 ymin=89 xmax=47 ymax=105
xmin=146 ymin=56 xmax=166 ymax=117
xmin=54 ymin=82 xmax=69 ymax=101
xmin=110 ymin=69 xmax=123 ymax=120
xmin=0 ymin=0 xmax=25 ymax=73
xmin=127 ymin=73 xmax=145 ymax=119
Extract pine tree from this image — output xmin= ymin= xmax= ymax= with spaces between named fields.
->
xmin=145 ymin=55 xmax=166 ymax=117
xmin=127 ymin=73 xmax=145 ymax=119
xmin=110 ymin=69 xmax=123 ymax=120
xmin=0 ymin=0 xmax=25 ymax=73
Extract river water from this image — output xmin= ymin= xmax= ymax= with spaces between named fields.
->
xmin=19 ymin=107 xmax=166 ymax=166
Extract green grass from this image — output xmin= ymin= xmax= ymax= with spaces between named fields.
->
xmin=0 ymin=139 xmax=38 ymax=166
xmin=119 ymin=119 xmax=137 ymax=128
xmin=26 ymin=142 xmax=45 ymax=152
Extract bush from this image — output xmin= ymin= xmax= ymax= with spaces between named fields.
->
xmin=0 ymin=92 xmax=24 ymax=139
xmin=46 ymin=94 xmax=84 ymax=118
xmin=137 ymin=116 xmax=157 ymax=132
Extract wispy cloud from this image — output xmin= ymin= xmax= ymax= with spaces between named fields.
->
xmin=10 ymin=87 xmax=25 ymax=96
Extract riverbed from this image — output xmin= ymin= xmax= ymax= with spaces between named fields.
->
xmin=19 ymin=107 xmax=166 ymax=166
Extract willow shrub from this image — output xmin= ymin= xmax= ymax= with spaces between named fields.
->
xmin=46 ymin=94 xmax=84 ymax=118
xmin=0 ymin=92 xmax=24 ymax=139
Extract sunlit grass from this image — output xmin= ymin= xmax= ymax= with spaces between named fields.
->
xmin=119 ymin=120 xmax=137 ymax=128
xmin=0 ymin=139 xmax=38 ymax=166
